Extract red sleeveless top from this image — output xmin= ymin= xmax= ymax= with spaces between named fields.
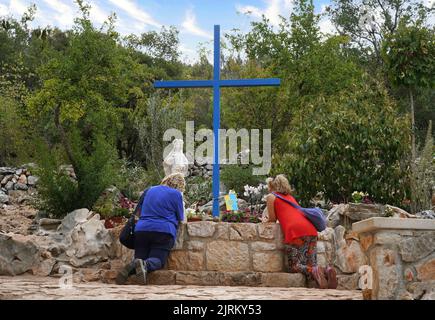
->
xmin=273 ymin=193 xmax=318 ymax=244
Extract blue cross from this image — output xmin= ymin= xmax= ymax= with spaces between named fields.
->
xmin=154 ymin=25 xmax=281 ymax=217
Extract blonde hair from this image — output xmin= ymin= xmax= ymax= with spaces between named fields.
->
xmin=161 ymin=173 xmax=186 ymax=192
xmin=266 ymin=174 xmax=293 ymax=195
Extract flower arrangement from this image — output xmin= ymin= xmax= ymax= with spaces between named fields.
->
xmin=220 ymin=208 xmax=262 ymax=223
xmin=243 ymin=183 xmax=268 ymax=215
xmin=186 ymin=207 xmax=206 ymax=221
xmin=351 ymin=191 xmax=372 ymax=204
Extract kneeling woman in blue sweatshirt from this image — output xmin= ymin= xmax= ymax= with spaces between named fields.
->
xmin=116 ymin=173 xmax=185 ymax=285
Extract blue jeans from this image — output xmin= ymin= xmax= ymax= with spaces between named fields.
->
xmin=134 ymin=231 xmax=175 ymax=272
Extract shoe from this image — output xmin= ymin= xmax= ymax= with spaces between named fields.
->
xmin=116 ymin=261 xmax=136 ymax=285
xmin=325 ymin=266 xmax=338 ymax=289
xmin=134 ymin=258 xmax=147 ymax=285
xmin=311 ymin=266 xmax=328 ymax=289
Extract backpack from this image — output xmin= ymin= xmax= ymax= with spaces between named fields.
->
xmin=272 ymin=192 xmax=327 ymax=232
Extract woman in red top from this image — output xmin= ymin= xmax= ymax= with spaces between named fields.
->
xmin=264 ymin=174 xmax=336 ymax=289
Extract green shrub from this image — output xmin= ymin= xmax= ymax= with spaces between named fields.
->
xmin=273 ymin=86 xmax=411 ymax=207
xmin=35 ymin=133 xmax=120 ymax=218
xmin=221 ymin=165 xmax=266 ymax=196
xmin=184 ymin=176 xmax=212 ymax=206
xmin=116 ymin=160 xmax=148 ymax=201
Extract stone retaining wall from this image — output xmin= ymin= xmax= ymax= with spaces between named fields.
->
xmin=353 ymin=218 xmax=435 ymax=300
xmin=167 ymin=222 xmax=287 ymax=272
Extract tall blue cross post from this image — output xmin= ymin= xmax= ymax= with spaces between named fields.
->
xmin=154 ymin=25 xmax=280 ymax=217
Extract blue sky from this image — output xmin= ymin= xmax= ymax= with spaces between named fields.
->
xmin=0 ymin=0 xmax=335 ymax=62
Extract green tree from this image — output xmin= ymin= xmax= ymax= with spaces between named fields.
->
xmin=381 ymin=22 xmax=435 ymax=160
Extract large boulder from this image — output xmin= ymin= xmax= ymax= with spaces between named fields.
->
xmin=63 ymin=213 xmax=113 ymax=267
xmin=334 ymin=225 xmax=367 ymax=273
xmin=57 ymin=208 xmax=92 ymax=235
xmin=0 ymin=233 xmax=41 ymax=275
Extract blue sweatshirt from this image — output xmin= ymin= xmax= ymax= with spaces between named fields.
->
xmin=134 ymin=185 xmax=184 ymax=239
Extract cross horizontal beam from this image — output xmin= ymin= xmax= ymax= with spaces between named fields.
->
xmin=154 ymin=78 xmax=280 ymax=89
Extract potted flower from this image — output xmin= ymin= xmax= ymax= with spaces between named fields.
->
xmin=351 ymin=191 xmax=369 ymax=204
xmin=104 ymin=208 xmax=129 ymax=229
xmin=186 ymin=208 xmax=204 ymax=222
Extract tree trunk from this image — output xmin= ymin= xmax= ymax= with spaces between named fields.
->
xmin=409 ymin=89 xmax=416 ymax=161
xmin=54 ymin=105 xmax=79 ymax=180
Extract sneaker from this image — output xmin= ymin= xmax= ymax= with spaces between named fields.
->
xmin=116 ymin=261 xmax=136 ymax=285
xmin=134 ymin=258 xmax=147 ymax=285
xmin=311 ymin=266 xmax=328 ymax=289
xmin=325 ymin=266 xmax=338 ymax=289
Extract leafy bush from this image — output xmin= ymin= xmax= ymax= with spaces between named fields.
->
xmin=35 ymin=133 xmax=120 ymax=218
xmin=273 ymin=85 xmax=411 ymax=207
xmin=221 ymin=165 xmax=265 ymax=196
xmin=116 ymin=160 xmax=148 ymax=201
xmin=184 ymin=176 xmax=212 ymax=207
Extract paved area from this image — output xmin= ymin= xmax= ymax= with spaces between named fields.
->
xmin=0 ymin=276 xmax=362 ymax=300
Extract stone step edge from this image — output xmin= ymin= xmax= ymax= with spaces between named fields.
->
xmin=131 ymin=270 xmax=307 ymax=287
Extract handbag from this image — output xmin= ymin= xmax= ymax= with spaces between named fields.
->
xmin=272 ymin=192 xmax=326 ymax=232
xmin=119 ymin=188 xmax=149 ymax=249
xmin=119 ymin=214 xmax=136 ymax=249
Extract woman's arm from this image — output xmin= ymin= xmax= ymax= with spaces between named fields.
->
xmin=266 ymin=194 xmax=277 ymax=222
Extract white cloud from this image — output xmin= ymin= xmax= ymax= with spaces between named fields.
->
xmin=181 ymin=8 xmax=212 ymax=39
xmin=236 ymin=0 xmax=294 ymax=26
xmin=0 ymin=3 xmax=9 ymax=16
xmin=107 ymin=0 xmax=160 ymax=28
xmin=90 ymin=2 xmax=109 ymax=25
xmin=8 ymin=0 xmax=27 ymax=15
xmin=43 ymin=0 xmax=75 ymax=28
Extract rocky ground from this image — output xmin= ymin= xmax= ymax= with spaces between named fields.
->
xmin=0 ymin=275 xmax=362 ymax=300
xmin=0 ymin=204 xmax=37 ymax=235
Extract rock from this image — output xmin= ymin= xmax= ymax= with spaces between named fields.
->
xmin=369 ymin=247 xmax=398 ymax=300
xmin=257 ymin=223 xmax=278 ymax=240
xmin=5 ymin=181 xmax=14 ymax=191
xmin=0 ymin=167 xmax=15 ymax=175
xmin=344 ymin=203 xmax=384 ymax=221
xmin=215 ymin=223 xmax=229 ymax=240
xmin=0 ymin=233 xmax=41 ymax=275
xmin=1 ymin=175 xmax=12 ymax=185
xmin=18 ymin=174 xmax=27 ymax=184
xmin=206 ymin=241 xmax=249 ymax=271
xmin=415 ymin=210 xmax=435 ymax=220
xmin=318 ymin=227 xmax=335 ymax=241
xmin=38 ymin=218 xmax=62 ymax=232
xmin=57 ymin=208 xmax=92 ymax=235
xmin=187 ymin=221 xmax=216 ymax=238
xmin=64 ymin=214 xmax=112 ymax=267
xmin=27 ymin=176 xmax=38 ymax=186
xmin=251 ymin=241 xmax=277 ymax=251
xmin=15 ymin=169 xmax=23 ymax=176
xmin=415 ymin=257 xmax=435 ymax=281
xmin=173 ymin=223 xmax=186 ymax=250
xmin=260 ymin=273 xmax=306 ymax=288
xmin=327 ymin=204 xmax=345 ymax=228
xmin=407 ymin=280 xmax=435 ymax=300
xmin=229 ymin=223 xmax=257 ymax=241
xmin=32 ymin=257 xmax=56 ymax=276
xmin=337 ymin=273 xmax=360 ymax=290
xmin=14 ymin=183 xmax=28 ymax=191
xmin=334 ymin=225 xmax=367 ymax=273
xmin=398 ymin=231 xmax=435 ymax=262
xmin=0 ymin=191 xmax=9 ymax=204
xmin=185 ymin=240 xmax=205 ymax=251
xmin=167 ymin=251 xmax=204 ymax=271
xmin=147 ymin=270 xmax=176 ymax=285
xmin=252 ymin=252 xmax=284 ymax=272
xmin=384 ymin=205 xmax=416 ymax=218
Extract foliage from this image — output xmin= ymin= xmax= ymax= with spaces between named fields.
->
xmin=116 ymin=160 xmax=148 ymax=201
xmin=35 ymin=133 xmax=120 ymax=218
xmin=242 ymin=183 xmax=268 ymax=215
xmin=184 ymin=176 xmax=212 ymax=207
xmin=382 ymin=22 xmax=435 ymax=89
xmin=410 ymin=121 xmax=434 ymax=213
xmin=273 ymin=82 xmax=411 ymax=206
xmin=221 ymin=165 xmax=265 ymax=196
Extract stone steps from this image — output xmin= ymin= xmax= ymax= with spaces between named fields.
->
xmin=128 ymin=270 xmax=307 ymax=287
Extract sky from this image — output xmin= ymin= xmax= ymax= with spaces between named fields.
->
xmin=0 ymin=0 xmax=336 ymax=63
